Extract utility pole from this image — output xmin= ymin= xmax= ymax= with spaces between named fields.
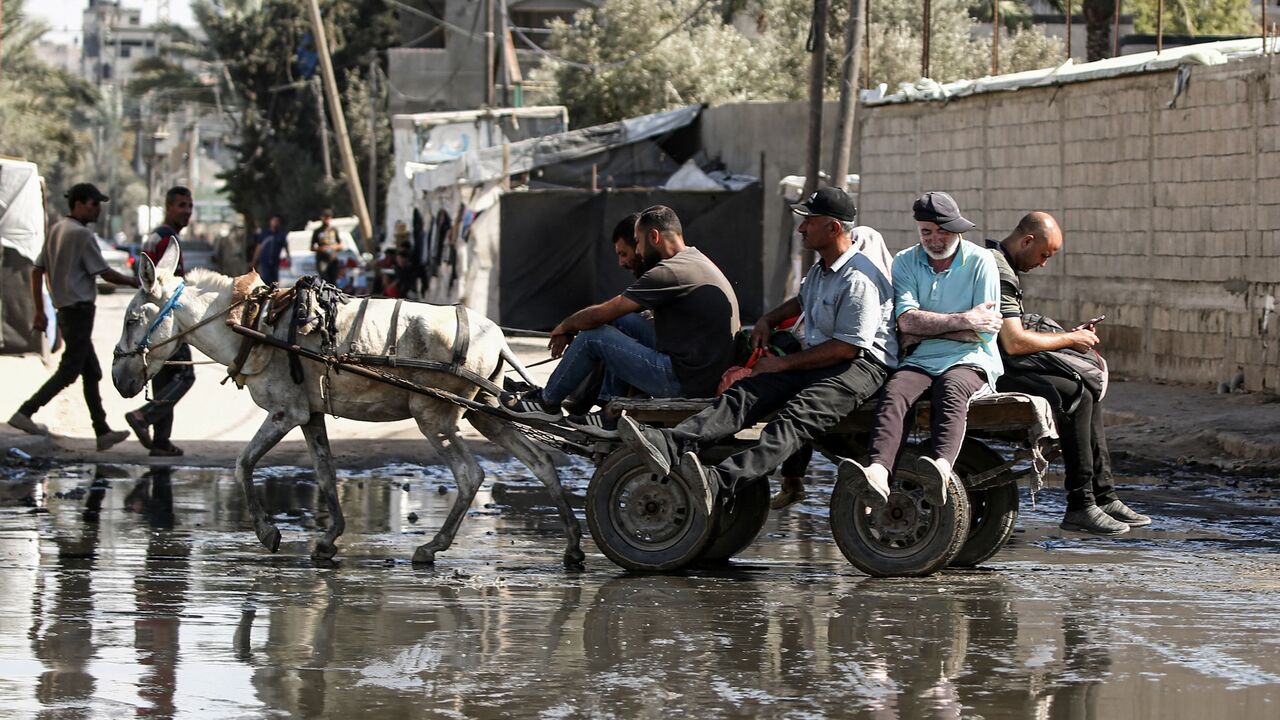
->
xmin=803 ymin=0 xmax=829 ymax=199
xmin=485 ymin=0 xmax=496 ymax=107
xmin=306 ymin=0 xmax=373 ymax=249
xmin=1066 ymin=0 xmax=1072 ymax=60
xmin=367 ymin=58 xmax=379 ymax=244
xmin=922 ymin=0 xmax=932 ymax=77
xmin=992 ymin=0 xmax=1000 ymax=75
xmin=1113 ymin=0 xmax=1121 ymax=57
xmin=313 ymin=77 xmax=333 ymax=179
xmin=831 ymin=0 xmax=865 ymax=191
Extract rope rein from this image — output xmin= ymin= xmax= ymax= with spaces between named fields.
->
xmin=113 ymin=282 xmax=259 ymax=361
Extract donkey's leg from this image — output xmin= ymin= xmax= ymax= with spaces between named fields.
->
xmin=300 ymin=412 xmax=345 ymax=562
xmin=467 ymin=410 xmax=584 ymax=566
xmin=412 ymin=429 xmax=485 ymax=564
xmin=238 ymin=414 xmax=298 ymax=553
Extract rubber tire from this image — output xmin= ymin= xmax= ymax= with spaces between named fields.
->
xmin=830 ymin=453 xmax=972 ymax=577
xmin=949 ymin=440 xmax=1020 ymax=568
xmin=586 ymin=449 xmax=715 ymax=572
xmin=696 ymin=476 xmax=771 ymax=563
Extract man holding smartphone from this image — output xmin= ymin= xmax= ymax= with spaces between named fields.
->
xmin=987 ymin=212 xmax=1150 ymax=535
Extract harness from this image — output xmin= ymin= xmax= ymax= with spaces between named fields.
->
xmin=113 ymin=281 xmax=188 ymax=360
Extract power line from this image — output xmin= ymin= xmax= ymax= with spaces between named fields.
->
xmin=505 ymin=0 xmax=719 ymax=72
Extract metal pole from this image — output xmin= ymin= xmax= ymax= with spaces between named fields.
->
xmin=922 ymin=0 xmax=932 ymax=77
xmin=305 ymin=0 xmax=374 ymax=249
xmin=803 ymin=0 xmax=829 ymax=199
xmin=832 ymin=0 xmax=865 ymax=189
xmin=367 ymin=58 xmax=379 ymax=243
xmin=992 ymin=0 xmax=1000 ymax=75
xmin=1065 ymin=0 xmax=1072 ymax=60
xmin=1113 ymin=0 xmax=1121 ymax=57
xmin=863 ymin=0 xmax=872 ymax=88
xmin=1156 ymin=0 xmax=1163 ymax=53
xmin=485 ymin=0 xmax=495 ymax=107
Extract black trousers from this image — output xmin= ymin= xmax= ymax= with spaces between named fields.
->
xmin=137 ymin=343 xmax=195 ymax=445
xmin=998 ymin=371 xmax=1117 ymax=511
xmin=866 ymin=365 xmax=987 ymax=473
xmin=669 ymin=357 xmax=888 ymax=487
xmin=20 ymin=303 xmax=110 ymax=435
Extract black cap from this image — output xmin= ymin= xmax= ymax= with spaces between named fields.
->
xmin=913 ymin=191 xmax=974 ymax=233
xmin=65 ymin=183 xmax=110 ymax=204
xmin=791 ymin=187 xmax=857 ymax=222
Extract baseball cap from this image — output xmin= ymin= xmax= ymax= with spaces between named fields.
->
xmin=913 ymin=191 xmax=974 ymax=233
xmin=791 ymin=187 xmax=857 ymax=222
xmin=65 ymin=183 xmax=110 ymax=204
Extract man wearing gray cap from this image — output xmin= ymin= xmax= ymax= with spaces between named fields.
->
xmin=8 ymin=183 xmax=138 ymax=449
xmin=618 ymin=187 xmax=898 ymax=518
xmin=839 ymin=191 xmax=1003 ymax=508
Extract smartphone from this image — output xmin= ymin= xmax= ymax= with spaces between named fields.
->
xmin=1077 ymin=314 xmax=1106 ymax=329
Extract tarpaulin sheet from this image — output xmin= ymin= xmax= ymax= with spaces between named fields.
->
xmin=498 ymin=186 xmax=764 ymax=331
xmin=413 ymin=105 xmax=701 ymax=193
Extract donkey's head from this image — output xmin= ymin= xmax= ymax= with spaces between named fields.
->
xmin=112 ymin=240 xmax=184 ymax=398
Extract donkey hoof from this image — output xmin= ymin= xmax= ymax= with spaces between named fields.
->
xmin=563 ymin=547 xmax=586 ymax=568
xmin=311 ymin=540 xmax=338 ymax=562
xmin=412 ymin=545 xmax=437 ymax=565
xmin=258 ymin=526 xmax=282 ymax=553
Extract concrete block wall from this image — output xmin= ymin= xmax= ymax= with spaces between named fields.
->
xmin=703 ymin=55 xmax=1280 ymax=390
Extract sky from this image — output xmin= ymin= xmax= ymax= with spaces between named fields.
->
xmin=32 ymin=0 xmax=198 ymax=44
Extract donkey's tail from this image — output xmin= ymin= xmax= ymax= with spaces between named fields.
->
xmin=500 ymin=343 xmax=540 ymax=389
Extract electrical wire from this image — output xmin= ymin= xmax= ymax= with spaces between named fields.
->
xmin=505 ymin=0 xmax=720 ymax=71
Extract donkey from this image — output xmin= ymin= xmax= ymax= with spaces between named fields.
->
xmin=111 ymin=241 xmax=583 ymax=566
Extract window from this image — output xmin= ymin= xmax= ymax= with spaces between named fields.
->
xmin=509 ymin=10 xmax=578 ymax=48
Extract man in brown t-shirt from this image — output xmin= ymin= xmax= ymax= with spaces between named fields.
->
xmin=505 ymin=206 xmax=739 ymax=425
xmin=9 ymin=183 xmax=138 ymax=449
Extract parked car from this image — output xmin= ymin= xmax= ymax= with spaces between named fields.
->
xmin=96 ymin=236 xmax=134 ymax=293
xmin=278 ymin=217 xmax=368 ymax=291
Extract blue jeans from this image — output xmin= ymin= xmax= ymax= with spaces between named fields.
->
xmin=544 ymin=318 xmax=682 ymax=404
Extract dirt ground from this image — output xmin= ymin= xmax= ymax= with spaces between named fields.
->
xmin=3 ymin=290 xmax=1279 ymax=475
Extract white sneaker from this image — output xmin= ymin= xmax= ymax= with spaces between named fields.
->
xmin=918 ymin=456 xmax=952 ymax=507
xmin=838 ymin=460 xmax=891 ymax=506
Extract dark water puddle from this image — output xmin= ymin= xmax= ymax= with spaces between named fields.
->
xmin=0 ymin=457 xmax=1277 ymax=718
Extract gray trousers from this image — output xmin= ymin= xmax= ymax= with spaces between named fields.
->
xmin=866 ymin=365 xmax=987 ymax=473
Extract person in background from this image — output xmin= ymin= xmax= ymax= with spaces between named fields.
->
xmin=251 ymin=214 xmax=290 ymax=285
xmin=9 ymin=183 xmax=137 ymax=450
xmin=126 ymin=186 xmax=196 ymax=457
xmin=311 ymin=208 xmax=341 ymax=284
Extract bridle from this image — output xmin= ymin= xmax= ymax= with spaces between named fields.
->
xmin=113 ymin=281 xmax=255 ymax=362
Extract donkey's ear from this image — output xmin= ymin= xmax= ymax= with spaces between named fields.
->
xmin=157 ymin=239 xmax=181 ymax=277
xmin=138 ymin=252 xmax=161 ymax=299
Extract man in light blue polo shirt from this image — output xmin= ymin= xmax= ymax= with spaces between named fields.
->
xmin=618 ymin=187 xmax=897 ymax=517
xmin=840 ymin=191 xmax=1003 ymax=508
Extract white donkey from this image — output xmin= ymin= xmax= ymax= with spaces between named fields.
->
xmin=111 ymin=241 xmax=584 ymax=566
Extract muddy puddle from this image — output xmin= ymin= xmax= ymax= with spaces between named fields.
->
xmin=0 ymin=455 xmax=1277 ymax=718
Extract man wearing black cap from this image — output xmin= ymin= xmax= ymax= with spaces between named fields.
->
xmin=8 ymin=183 xmax=138 ymax=449
xmin=839 ymin=191 xmax=1004 ymax=508
xmin=618 ymin=188 xmax=898 ymax=518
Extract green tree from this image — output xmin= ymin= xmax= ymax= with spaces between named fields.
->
xmin=534 ymin=0 xmax=1062 ymax=127
xmin=0 ymin=0 xmax=97 ymax=203
xmin=193 ymin=0 xmax=396 ymax=231
xmin=1131 ymin=0 xmax=1258 ymax=36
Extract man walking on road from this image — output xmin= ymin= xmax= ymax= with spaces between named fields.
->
xmin=988 ymin=212 xmax=1150 ymax=535
xmin=252 ymin=214 xmax=290 ymax=285
xmin=9 ymin=183 xmax=137 ymax=449
xmin=126 ymin=186 xmax=196 ymax=457
xmin=618 ymin=188 xmax=898 ymax=517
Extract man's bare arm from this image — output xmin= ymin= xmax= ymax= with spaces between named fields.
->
xmin=749 ymin=296 xmax=803 ymax=348
xmin=897 ymin=301 xmax=1002 ymax=339
xmin=100 ymin=269 xmax=140 ymax=288
xmin=999 ymin=317 xmax=1098 ymax=355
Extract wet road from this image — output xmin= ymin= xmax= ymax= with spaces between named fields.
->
xmin=1 ymin=456 xmax=1278 ymax=719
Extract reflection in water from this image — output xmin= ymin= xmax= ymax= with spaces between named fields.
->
xmin=0 ymin=464 xmax=1276 ymax=719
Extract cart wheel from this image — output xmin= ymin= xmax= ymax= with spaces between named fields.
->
xmin=830 ymin=453 xmax=971 ymax=577
xmin=696 ymin=476 xmax=771 ymax=564
xmin=950 ymin=440 xmax=1020 ymax=568
xmin=586 ymin=449 xmax=716 ymax=572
